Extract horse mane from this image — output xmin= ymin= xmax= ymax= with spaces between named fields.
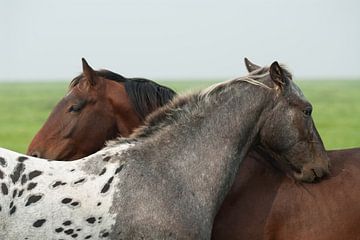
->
xmin=126 ymin=65 xmax=292 ymax=141
xmin=69 ymin=70 xmax=176 ymax=121
xmin=124 ymin=78 xmax=176 ymax=121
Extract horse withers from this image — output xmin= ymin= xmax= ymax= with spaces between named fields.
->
xmin=27 ymin=58 xmax=175 ymax=160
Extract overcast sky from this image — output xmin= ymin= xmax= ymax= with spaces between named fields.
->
xmin=1 ymin=0 xmax=359 ymax=81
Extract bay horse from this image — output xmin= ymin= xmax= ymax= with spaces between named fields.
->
xmin=0 ymin=61 xmax=329 ymax=239
xmin=211 ymin=60 xmax=360 ymax=240
xmin=27 ymin=58 xmax=175 ymax=160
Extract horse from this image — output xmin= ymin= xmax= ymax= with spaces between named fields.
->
xmin=211 ymin=59 xmax=360 ymax=240
xmin=0 ymin=60 xmax=329 ymax=239
xmin=27 ymin=58 xmax=176 ymax=160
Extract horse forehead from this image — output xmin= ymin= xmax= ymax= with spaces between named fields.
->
xmin=65 ymin=89 xmax=73 ymax=97
xmin=289 ymin=82 xmax=308 ymax=102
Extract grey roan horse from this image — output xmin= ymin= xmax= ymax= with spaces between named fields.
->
xmin=0 ymin=61 xmax=329 ymax=239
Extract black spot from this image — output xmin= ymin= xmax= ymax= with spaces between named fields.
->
xmin=0 ymin=204 xmax=2 ymax=212
xmin=101 ymin=177 xmax=114 ymax=194
xmin=108 ymin=177 xmax=114 ymax=184
xmin=0 ymin=157 xmax=6 ymax=167
xmin=99 ymin=168 xmax=106 ymax=176
xmin=55 ymin=227 xmax=64 ymax=233
xmin=115 ymin=165 xmax=124 ymax=174
xmin=61 ymin=198 xmax=72 ymax=204
xmin=9 ymin=205 xmax=16 ymax=215
xmin=73 ymin=178 xmax=86 ymax=185
xmin=70 ymin=169 xmax=75 ymax=172
xmin=85 ymin=235 xmax=92 ymax=239
xmin=33 ymin=219 xmax=46 ymax=227
xmin=64 ymin=229 xmax=74 ymax=235
xmin=70 ymin=201 xmax=79 ymax=207
xmin=76 ymin=228 xmax=81 ymax=232
xmin=21 ymin=174 xmax=27 ymax=185
xmin=71 ymin=233 xmax=78 ymax=238
xmin=9 ymin=201 xmax=14 ymax=209
xmin=86 ymin=217 xmax=96 ymax=224
xmin=97 ymin=202 xmax=102 ymax=206
xmin=28 ymin=170 xmax=42 ymax=180
xmin=27 ymin=182 xmax=38 ymax=191
xmin=10 ymin=163 xmax=25 ymax=184
xmin=101 ymin=184 xmax=110 ymax=194
xmin=12 ymin=189 xmax=17 ymax=198
xmin=18 ymin=189 xmax=24 ymax=197
xmin=52 ymin=181 xmax=66 ymax=188
xmin=63 ymin=220 xmax=72 ymax=226
xmin=103 ymin=156 xmax=111 ymax=162
xmin=0 ymin=169 xmax=4 ymax=179
xmin=17 ymin=156 xmax=28 ymax=162
xmin=101 ymin=232 xmax=109 ymax=238
xmin=1 ymin=183 xmax=8 ymax=195
xmin=25 ymin=194 xmax=43 ymax=206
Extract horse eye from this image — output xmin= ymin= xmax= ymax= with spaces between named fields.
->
xmin=303 ymin=107 xmax=312 ymax=117
xmin=68 ymin=100 xmax=87 ymax=113
xmin=69 ymin=104 xmax=83 ymax=113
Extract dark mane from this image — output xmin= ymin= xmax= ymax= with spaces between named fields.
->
xmin=70 ymin=69 xmax=176 ymax=121
xmin=124 ymin=78 xmax=176 ymax=120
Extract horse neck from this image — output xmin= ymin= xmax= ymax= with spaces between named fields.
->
xmin=137 ymin=84 xmax=272 ymax=223
xmin=105 ymin=80 xmax=143 ymax=137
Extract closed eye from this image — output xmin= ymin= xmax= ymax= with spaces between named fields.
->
xmin=68 ymin=100 xmax=86 ymax=113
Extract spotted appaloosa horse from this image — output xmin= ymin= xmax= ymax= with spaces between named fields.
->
xmin=0 ymin=61 xmax=329 ymax=239
xmin=27 ymin=58 xmax=175 ymax=160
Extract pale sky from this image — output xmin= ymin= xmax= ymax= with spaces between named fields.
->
xmin=1 ymin=0 xmax=359 ymax=81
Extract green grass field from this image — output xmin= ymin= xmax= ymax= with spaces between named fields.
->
xmin=0 ymin=80 xmax=359 ymax=153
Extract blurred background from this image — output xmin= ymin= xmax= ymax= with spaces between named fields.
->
xmin=0 ymin=0 xmax=359 ymax=153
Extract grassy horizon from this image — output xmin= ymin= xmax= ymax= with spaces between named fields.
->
xmin=0 ymin=80 xmax=359 ymax=153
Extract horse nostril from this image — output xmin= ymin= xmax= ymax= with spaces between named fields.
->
xmin=31 ymin=151 xmax=41 ymax=158
xmin=312 ymin=167 xmax=327 ymax=179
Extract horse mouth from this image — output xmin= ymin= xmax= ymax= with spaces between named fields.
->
xmin=292 ymin=166 xmax=328 ymax=183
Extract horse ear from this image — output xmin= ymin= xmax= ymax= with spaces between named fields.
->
xmin=82 ymin=58 xmax=97 ymax=86
xmin=244 ymin=58 xmax=261 ymax=72
xmin=269 ymin=61 xmax=287 ymax=88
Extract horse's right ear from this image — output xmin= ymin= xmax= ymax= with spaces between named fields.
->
xmin=269 ymin=61 xmax=288 ymax=89
xmin=244 ymin=58 xmax=261 ymax=72
xmin=82 ymin=58 xmax=97 ymax=86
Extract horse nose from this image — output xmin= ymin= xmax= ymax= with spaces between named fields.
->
xmin=30 ymin=151 xmax=41 ymax=158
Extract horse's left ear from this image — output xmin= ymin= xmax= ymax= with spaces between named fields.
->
xmin=82 ymin=58 xmax=97 ymax=86
xmin=270 ymin=61 xmax=288 ymax=88
xmin=244 ymin=58 xmax=261 ymax=73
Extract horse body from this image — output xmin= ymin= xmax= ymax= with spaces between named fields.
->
xmin=212 ymin=148 xmax=360 ymax=240
xmin=1 ymin=61 xmax=329 ymax=239
xmin=263 ymin=148 xmax=360 ymax=240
